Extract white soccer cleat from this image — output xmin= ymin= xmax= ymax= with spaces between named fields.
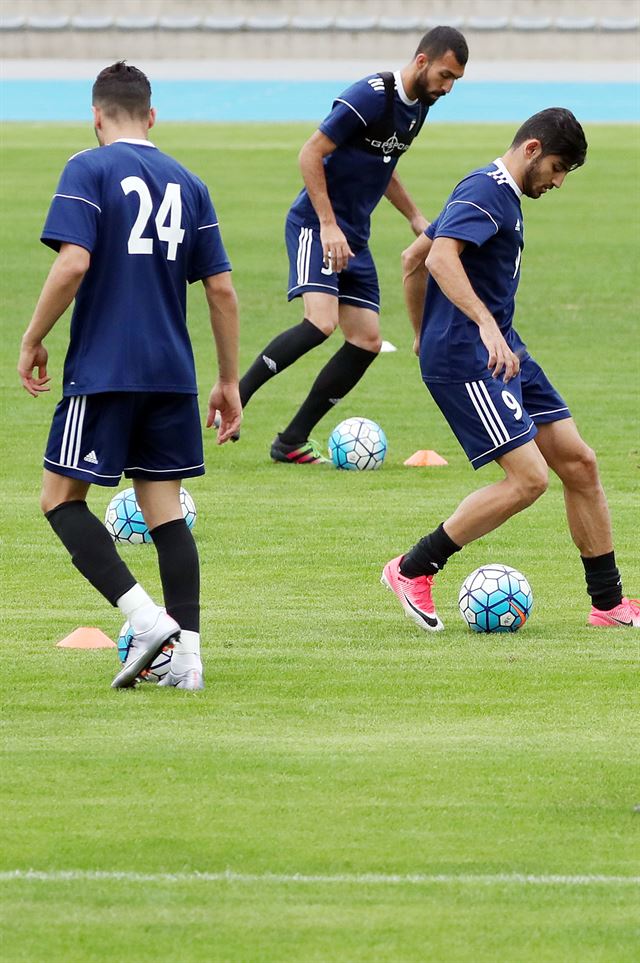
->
xmin=111 ymin=611 xmax=180 ymax=689
xmin=158 ymin=667 xmax=205 ymax=690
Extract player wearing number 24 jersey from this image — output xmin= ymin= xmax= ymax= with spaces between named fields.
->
xmin=18 ymin=61 xmax=242 ymax=691
xmin=382 ymin=108 xmax=639 ymax=631
xmin=42 ymin=139 xmax=230 ymax=396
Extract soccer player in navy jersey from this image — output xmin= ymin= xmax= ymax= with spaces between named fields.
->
xmin=231 ymin=26 xmax=467 ymax=463
xmin=382 ymin=108 xmax=639 ymax=630
xmin=17 ymin=62 xmax=242 ymax=689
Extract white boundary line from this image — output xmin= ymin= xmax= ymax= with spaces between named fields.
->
xmin=1 ymin=870 xmax=638 ymax=887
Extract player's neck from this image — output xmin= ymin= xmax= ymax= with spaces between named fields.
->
xmin=498 ymin=150 xmax=525 ymax=192
xmin=99 ymin=124 xmax=151 ymax=146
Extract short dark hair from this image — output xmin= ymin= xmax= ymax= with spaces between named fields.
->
xmin=511 ymin=108 xmax=588 ymax=170
xmin=92 ymin=61 xmax=151 ymax=120
xmin=415 ymin=26 xmax=469 ymax=66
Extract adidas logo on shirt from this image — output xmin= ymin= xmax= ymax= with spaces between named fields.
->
xmin=262 ymin=355 xmax=277 ymax=373
xmin=83 ymin=450 xmax=98 ymax=464
xmin=486 ymin=170 xmax=510 ymax=185
xmin=515 ymin=218 xmax=521 ymax=232
xmin=367 ymin=76 xmax=386 ymax=93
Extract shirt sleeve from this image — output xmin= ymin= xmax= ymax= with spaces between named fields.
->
xmin=319 ymin=76 xmax=387 ymax=147
xmin=41 ymin=154 xmax=101 ymax=253
xmin=433 ymin=176 xmax=504 ymax=248
xmin=188 ymin=185 xmax=232 ymax=283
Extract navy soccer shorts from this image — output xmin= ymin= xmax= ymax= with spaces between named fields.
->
xmin=426 ymin=355 xmax=571 ymax=469
xmin=44 ymin=392 xmax=205 ymax=487
xmin=285 ymin=216 xmax=380 ymax=312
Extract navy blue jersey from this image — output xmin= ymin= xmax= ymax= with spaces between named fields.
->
xmin=288 ymin=72 xmax=427 ymax=247
xmin=420 ymin=159 xmax=528 ymax=383
xmin=41 ymin=139 xmax=231 ymax=396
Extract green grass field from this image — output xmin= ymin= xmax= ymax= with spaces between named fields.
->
xmin=1 ymin=122 xmax=639 ymax=962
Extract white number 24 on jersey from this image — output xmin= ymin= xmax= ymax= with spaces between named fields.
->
xmin=120 ymin=176 xmax=185 ymax=261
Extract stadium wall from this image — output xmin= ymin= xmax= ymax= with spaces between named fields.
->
xmin=2 ymin=0 xmax=639 ymax=61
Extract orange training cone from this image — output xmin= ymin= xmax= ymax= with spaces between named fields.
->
xmin=56 ymin=627 xmax=116 ymax=649
xmin=403 ymin=449 xmax=449 ymax=467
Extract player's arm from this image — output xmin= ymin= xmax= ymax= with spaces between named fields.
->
xmin=298 ymin=129 xmax=354 ymax=272
xmin=385 ymin=171 xmax=429 ymax=236
xmin=18 ymin=242 xmax=90 ymax=396
xmin=402 ymin=232 xmax=432 ymax=355
xmin=202 ymin=271 xmax=242 ymax=444
xmin=426 ymin=237 xmax=520 ymax=382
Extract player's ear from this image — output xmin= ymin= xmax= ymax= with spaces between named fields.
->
xmin=524 ymin=138 xmax=543 ymax=161
xmin=92 ymin=105 xmax=101 ymax=129
xmin=148 ymin=108 xmax=157 ymax=131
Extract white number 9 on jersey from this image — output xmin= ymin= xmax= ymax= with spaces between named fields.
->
xmin=120 ymin=176 xmax=185 ymax=261
xmin=501 ymin=390 xmax=523 ymax=420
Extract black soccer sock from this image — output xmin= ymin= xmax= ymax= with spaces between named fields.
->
xmin=400 ymin=523 xmax=462 ymax=579
xmin=150 ymin=518 xmax=200 ymax=632
xmin=45 ymin=500 xmax=136 ymax=605
xmin=581 ymin=551 xmax=623 ymax=610
xmin=239 ymin=319 xmax=328 ymax=407
xmin=279 ymin=341 xmax=378 ymax=446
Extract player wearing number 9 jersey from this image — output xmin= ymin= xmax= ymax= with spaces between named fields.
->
xmin=18 ymin=62 xmax=243 ymax=690
xmin=382 ymin=108 xmax=640 ymax=630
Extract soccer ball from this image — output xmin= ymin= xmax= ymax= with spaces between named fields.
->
xmin=328 ymin=417 xmax=387 ymax=471
xmin=180 ymin=487 xmax=197 ymax=529
xmin=104 ymin=486 xmax=197 ymax=543
xmin=116 ymin=620 xmax=172 ymax=683
xmin=458 ymin=564 xmax=533 ymax=633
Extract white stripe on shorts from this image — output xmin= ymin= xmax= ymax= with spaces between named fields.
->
xmin=59 ymin=396 xmax=87 ymax=467
xmin=465 ymin=381 xmax=509 ymax=447
xmin=296 ymin=226 xmax=313 ymax=286
xmin=72 ymin=396 xmax=87 ymax=467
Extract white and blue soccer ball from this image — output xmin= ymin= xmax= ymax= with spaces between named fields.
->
xmin=458 ymin=564 xmax=533 ymax=633
xmin=105 ymin=486 xmax=197 ymax=544
xmin=328 ymin=417 xmax=387 ymax=471
xmin=116 ymin=620 xmax=172 ymax=682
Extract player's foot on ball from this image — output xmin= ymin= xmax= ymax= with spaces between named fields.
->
xmin=212 ymin=410 xmax=240 ymax=442
xmin=381 ymin=555 xmax=444 ymax=631
xmin=588 ymin=597 xmax=640 ymax=627
xmin=111 ymin=611 xmax=180 ymax=689
xmin=158 ymin=667 xmax=205 ymax=690
xmin=270 ymin=435 xmax=330 ymax=464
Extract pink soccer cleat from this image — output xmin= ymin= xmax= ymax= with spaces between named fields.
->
xmin=588 ymin=597 xmax=640 ymax=628
xmin=381 ymin=555 xmax=444 ymax=631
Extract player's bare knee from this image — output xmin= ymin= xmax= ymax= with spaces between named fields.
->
xmin=40 ymin=489 xmax=72 ymax=515
xmin=352 ymin=333 xmax=382 ymax=353
xmin=527 ymin=467 xmax=549 ymax=504
xmin=567 ymin=443 xmax=599 ymax=490
xmin=309 ymin=315 xmax=338 ymax=337
xmin=512 ymin=467 xmax=548 ymax=508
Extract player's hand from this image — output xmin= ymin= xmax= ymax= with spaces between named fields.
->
xmin=479 ymin=321 xmax=520 ymax=383
xmin=18 ymin=340 xmax=51 ymax=397
xmin=410 ymin=213 xmax=429 ymax=237
xmin=320 ymin=223 xmax=354 ymax=274
xmin=206 ymin=381 xmax=242 ymax=444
